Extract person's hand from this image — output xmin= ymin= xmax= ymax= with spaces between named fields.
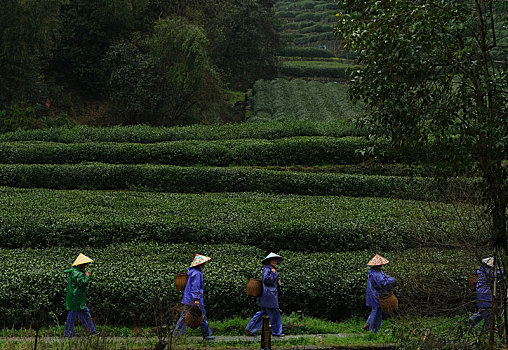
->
xmin=278 ymin=280 xmax=281 ymax=286
xmin=85 ymin=271 xmax=91 ymax=276
xmin=194 ymin=300 xmax=200 ymax=307
xmin=271 ymin=268 xmax=276 ymax=273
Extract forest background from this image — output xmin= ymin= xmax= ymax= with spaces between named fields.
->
xmin=0 ymin=0 xmax=282 ymax=129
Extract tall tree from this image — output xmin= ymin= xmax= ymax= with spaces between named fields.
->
xmin=213 ymin=0 xmax=282 ymax=90
xmin=0 ymin=0 xmax=64 ymax=106
xmin=336 ymin=0 xmax=507 ymax=272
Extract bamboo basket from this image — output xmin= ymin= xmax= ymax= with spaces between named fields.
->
xmin=174 ymin=273 xmax=189 ymax=291
xmin=185 ymin=306 xmax=203 ymax=329
xmin=246 ymin=278 xmax=262 ymax=297
xmin=468 ymin=272 xmax=478 ymax=290
xmin=379 ymin=292 xmax=398 ymax=314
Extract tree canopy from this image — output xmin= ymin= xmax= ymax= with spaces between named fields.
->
xmin=0 ymin=0 xmax=282 ymax=128
xmin=336 ymin=0 xmax=507 ymax=281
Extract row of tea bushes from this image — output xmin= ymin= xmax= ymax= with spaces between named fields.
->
xmin=0 ymin=137 xmax=370 ymax=166
xmin=0 ymin=187 xmax=481 ymax=250
xmin=280 ymin=61 xmax=353 ymax=79
xmin=0 ymin=137 xmax=435 ymax=166
xmin=0 ymin=164 xmax=478 ymax=200
xmin=0 ymin=121 xmax=365 ymax=143
xmin=249 ymin=79 xmax=360 ymax=122
xmin=278 ymin=47 xmax=335 ymax=58
xmin=0 ymin=243 xmax=477 ymax=327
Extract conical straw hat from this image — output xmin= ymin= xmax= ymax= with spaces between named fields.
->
xmin=190 ymin=254 xmax=211 ymax=267
xmin=482 ymin=257 xmax=494 ymax=267
xmin=72 ymin=253 xmax=93 ymax=266
xmin=262 ymin=252 xmax=284 ymax=265
xmin=367 ymin=254 xmax=389 ymax=266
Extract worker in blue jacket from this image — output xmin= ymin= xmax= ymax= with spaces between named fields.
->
xmin=364 ymin=254 xmax=395 ymax=334
xmin=173 ymin=254 xmax=215 ymax=340
xmin=245 ymin=253 xmax=284 ymax=337
xmin=469 ymin=257 xmax=501 ymax=328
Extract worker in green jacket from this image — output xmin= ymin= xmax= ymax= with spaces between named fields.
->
xmin=63 ymin=253 xmax=97 ymax=338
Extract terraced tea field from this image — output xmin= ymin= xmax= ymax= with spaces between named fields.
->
xmin=0 ymin=77 xmax=483 ymax=329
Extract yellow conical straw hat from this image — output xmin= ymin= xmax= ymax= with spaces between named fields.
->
xmin=72 ymin=253 xmax=93 ymax=266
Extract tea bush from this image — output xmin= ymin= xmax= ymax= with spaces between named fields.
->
xmin=279 ymin=47 xmax=334 ymax=58
xmin=0 ymin=137 xmax=377 ymax=166
xmin=250 ymin=79 xmax=360 ymax=122
xmin=0 ymin=187 xmax=463 ymax=250
xmin=0 ymin=121 xmax=365 ymax=143
xmin=0 ymin=164 xmax=477 ymax=200
xmin=0 ymin=243 xmax=477 ymax=327
xmin=280 ymin=63 xmax=352 ymax=79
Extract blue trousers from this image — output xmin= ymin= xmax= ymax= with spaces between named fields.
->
xmin=365 ymin=306 xmax=382 ymax=334
xmin=64 ymin=306 xmax=96 ymax=337
xmin=245 ymin=307 xmax=282 ymax=336
xmin=470 ymin=308 xmax=491 ymax=328
xmin=173 ymin=305 xmax=212 ymax=338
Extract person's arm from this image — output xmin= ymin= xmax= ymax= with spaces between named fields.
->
xmin=72 ymin=269 xmax=90 ymax=288
xmin=374 ymin=272 xmax=394 ymax=290
xmin=190 ymin=272 xmax=203 ymax=305
xmin=263 ymin=267 xmax=277 ymax=286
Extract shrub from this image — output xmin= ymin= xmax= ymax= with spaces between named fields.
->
xmin=0 ymin=187 xmax=482 ymax=250
xmin=250 ymin=79 xmax=361 ymax=122
xmin=0 ymin=121 xmax=366 ymax=142
xmin=0 ymin=137 xmax=374 ymax=166
xmin=293 ymin=32 xmax=337 ymax=44
xmin=300 ymin=23 xmax=334 ymax=34
xmin=279 ymin=47 xmax=335 ymax=58
xmin=0 ymin=243 xmax=477 ymax=327
xmin=0 ymin=163 xmax=480 ymax=201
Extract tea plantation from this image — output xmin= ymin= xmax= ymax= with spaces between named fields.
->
xmin=0 ymin=76 xmax=483 ymax=328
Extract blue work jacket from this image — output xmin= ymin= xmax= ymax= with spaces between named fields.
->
xmin=182 ymin=267 xmax=205 ymax=306
xmin=258 ymin=265 xmax=279 ymax=309
xmin=366 ymin=268 xmax=394 ymax=308
xmin=476 ymin=266 xmax=501 ymax=308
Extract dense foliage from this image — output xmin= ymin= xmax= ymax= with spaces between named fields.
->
xmin=0 ymin=121 xmax=365 ymax=143
xmin=0 ymin=0 xmax=282 ymax=129
xmin=336 ymin=0 xmax=508 ymax=268
xmin=0 ymin=136 xmax=438 ymax=165
xmin=0 ymin=243 xmax=477 ymax=327
xmin=250 ymin=79 xmax=359 ymax=122
xmin=0 ymin=164 xmax=476 ymax=201
xmin=0 ymin=187 xmax=475 ymax=251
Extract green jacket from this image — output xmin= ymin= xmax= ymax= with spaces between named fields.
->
xmin=64 ymin=267 xmax=91 ymax=311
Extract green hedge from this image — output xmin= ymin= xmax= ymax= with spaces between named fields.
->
xmin=250 ymin=79 xmax=360 ymax=122
xmin=0 ymin=243 xmax=477 ymax=327
xmin=0 ymin=187 xmax=464 ymax=250
xmin=279 ymin=47 xmax=335 ymax=58
xmin=0 ymin=164 xmax=478 ymax=200
xmin=280 ymin=65 xmax=351 ymax=78
xmin=0 ymin=138 xmax=438 ymax=166
xmin=293 ymin=32 xmax=337 ymax=44
xmin=301 ymin=23 xmax=333 ymax=34
xmin=0 ymin=137 xmax=372 ymax=166
xmin=0 ymin=121 xmax=366 ymax=143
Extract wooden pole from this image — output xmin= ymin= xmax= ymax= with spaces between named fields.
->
xmin=260 ymin=315 xmax=271 ymax=350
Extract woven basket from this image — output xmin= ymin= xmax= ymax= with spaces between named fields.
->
xmin=468 ymin=272 xmax=478 ymax=290
xmin=174 ymin=273 xmax=189 ymax=291
xmin=246 ymin=278 xmax=262 ymax=297
xmin=184 ymin=306 xmax=203 ymax=329
xmin=379 ymin=292 xmax=398 ymax=314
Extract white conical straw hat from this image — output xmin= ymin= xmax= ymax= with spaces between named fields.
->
xmin=482 ymin=257 xmax=494 ymax=267
xmin=262 ymin=252 xmax=284 ymax=265
xmin=190 ymin=254 xmax=212 ymax=267
xmin=72 ymin=253 xmax=93 ymax=266
xmin=367 ymin=254 xmax=389 ymax=266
